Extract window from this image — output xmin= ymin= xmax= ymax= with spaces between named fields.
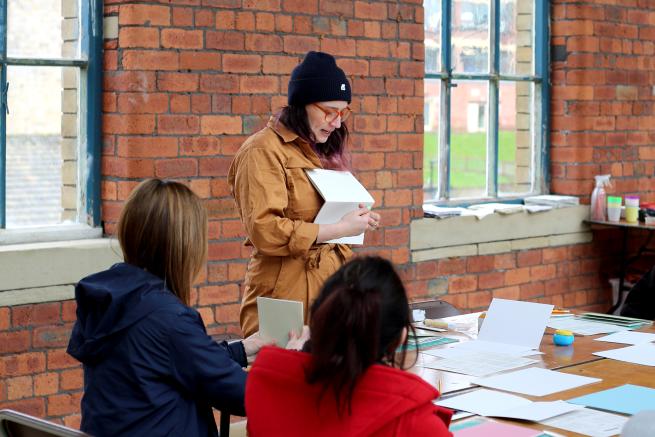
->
xmin=0 ymin=0 xmax=102 ymax=234
xmin=423 ymin=0 xmax=549 ymax=202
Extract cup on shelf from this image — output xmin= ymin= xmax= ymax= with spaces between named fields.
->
xmin=625 ymin=195 xmax=640 ymax=223
xmin=607 ymin=196 xmax=622 ymax=222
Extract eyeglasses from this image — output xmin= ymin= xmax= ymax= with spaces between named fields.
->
xmin=312 ymin=103 xmax=352 ymax=123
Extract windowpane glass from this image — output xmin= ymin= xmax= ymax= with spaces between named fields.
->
xmin=7 ymin=0 xmax=80 ymax=59
xmin=6 ymin=66 xmax=79 ymax=227
xmin=500 ymin=0 xmax=534 ymax=75
xmin=425 ymin=0 xmax=442 ymax=74
xmin=450 ymin=80 xmax=488 ymax=199
xmin=452 ymin=0 xmax=490 ymax=73
xmin=424 ymin=79 xmax=441 ymax=200
xmin=498 ymin=81 xmax=534 ymax=196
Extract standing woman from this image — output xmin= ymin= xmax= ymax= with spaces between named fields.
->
xmin=67 ymin=179 xmax=266 ymax=436
xmin=228 ymin=51 xmax=381 ymax=336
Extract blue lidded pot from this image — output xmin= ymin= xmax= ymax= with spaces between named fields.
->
xmin=553 ymin=329 xmax=574 ymax=346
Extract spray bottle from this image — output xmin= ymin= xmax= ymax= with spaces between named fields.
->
xmin=590 ymin=174 xmax=611 ymax=221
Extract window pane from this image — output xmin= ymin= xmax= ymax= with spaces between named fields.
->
xmin=450 ymin=80 xmax=488 ymax=199
xmin=425 ymin=0 xmax=442 ymax=74
xmin=424 ymin=79 xmax=441 ymax=200
xmin=452 ymin=0 xmax=490 ymax=73
xmin=6 ymin=66 xmax=79 ymax=228
xmin=8 ymin=0 xmax=80 ymax=59
xmin=500 ymin=0 xmax=534 ymax=75
xmin=498 ymin=81 xmax=533 ymax=196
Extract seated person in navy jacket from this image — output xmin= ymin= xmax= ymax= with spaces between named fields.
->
xmin=67 ymin=179 xmax=266 ymax=436
xmin=246 ymin=256 xmax=453 ymax=437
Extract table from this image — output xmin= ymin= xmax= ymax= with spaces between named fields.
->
xmin=418 ymin=313 xmax=655 ymax=436
xmin=586 ymin=219 xmax=655 ymax=313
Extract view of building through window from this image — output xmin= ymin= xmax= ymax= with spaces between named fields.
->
xmin=424 ymin=0 xmax=539 ymax=201
xmin=5 ymin=0 xmax=80 ymax=227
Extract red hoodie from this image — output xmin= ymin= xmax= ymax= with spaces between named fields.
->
xmin=246 ymin=347 xmax=453 ymax=437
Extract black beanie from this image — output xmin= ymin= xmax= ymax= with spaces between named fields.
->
xmin=288 ymin=51 xmax=352 ymax=106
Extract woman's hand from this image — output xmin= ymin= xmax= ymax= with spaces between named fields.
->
xmin=316 ymin=205 xmax=381 ymax=243
xmin=285 ymin=326 xmax=310 ymax=351
xmin=243 ymin=331 xmax=274 ymax=356
xmin=366 ymin=208 xmax=381 ymax=231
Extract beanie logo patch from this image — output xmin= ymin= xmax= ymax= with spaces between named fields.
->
xmin=341 ymin=84 xmax=346 ymax=91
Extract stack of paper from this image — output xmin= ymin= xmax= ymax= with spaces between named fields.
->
xmin=305 ymin=169 xmax=374 ymax=245
xmin=473 ymin=367 xmax=601 ymax=397
xmin=423 ymin=204 xmax=466 ymax=219
xmin=547 ymin=316 xmax=630 ymax=336
xmin=579 ymin=312 xmax=652 ymax=329
xmin=568 ymin=384 xmax=655 ymax=415
xmin=524 ymin=195 xmax=580 ymax=208
xmin=435 ymin=389 xmax=583 ymax=421
xmin=541 ymin=408 xmax=628 ymax=437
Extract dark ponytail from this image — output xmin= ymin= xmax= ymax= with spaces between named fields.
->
xmin=305 ymin=256 xmax=416 ymax=415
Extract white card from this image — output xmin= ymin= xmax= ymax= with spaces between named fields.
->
xmin=479 ymin=298 xmax=554 ymax=349
xmin=257 ymin=297 xmax=303 ymax=347
xmin=474 ymin=367 xmax=601 ymax=397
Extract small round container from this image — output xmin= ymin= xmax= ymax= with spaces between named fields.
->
xmin=607 ymin=196 xmax=622 ymax=222
xmin=553 ymin=329 xmax=575 ymax=346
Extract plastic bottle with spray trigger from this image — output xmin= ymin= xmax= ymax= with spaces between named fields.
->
xmin=590 ymin=174 xmax=611 ymax=221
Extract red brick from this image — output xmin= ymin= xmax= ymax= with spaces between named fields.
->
xmin=206 ymin=31 xmax=245 ymax=51
xmin=448 ymin=275 xmax=478 ymax=294
xmin=283 ymin=35 xmax=319 ymax=53
xmin=466 ymin=255 xmax=495 ymax=273
xmin=195 ymin=9 xmax=215 ymax=27
xmin=200 ymin=74 xmax=240 ymax=93
xmin=172 ymin=7 xmax=193 ymax=26
xmin=199 ymin=157 xmax=233 ymax=176
xmin=320 ymin=38 xmax=356 ymax=57
xmin=517 ymin=250 xmax=543 ymax=267
xmin=12 ymin=303 xmax=61 ymax=327
xmin=0 ymin=308 xmax=9 ymax=330
xmin=60 ymin=368 xmax=84 ymax=391
xmin=1 ymin=353 xmax=46 ymax=377
xmin=215 ymin=304 xmax=241 ymax=325
xmin=0 ymin=398 xmax=45 ymax=418
xmin=356 ymin=40 xmax=389 ymax=58
xmin=0 ymin=331 xmax=30 ymax=354
xmin=158 ymin=115 xmax=200 ymax=135
xmin=33 ymin=326 xmax=72 ymax=348
xmin=478 ymin=272 xmax=505 ymax=289
xmin=208 ymin=241 xmax=242 ymax=260
xmin=520 ymin=282 xmax=545 ymax=299
xmin=180 ymin=52 xmax=221 ymax=70
xmin=240 ymin=76 xmax=279 ymax=94
xmin=157 ymin=72 xmax=199 ymax=92
xmin=47 ymin=393 xmax=83 ymax=417
xmin=494 ymin=253 xmax=516 ymax=270
xmin=198 ymin=284 xmax=240 ymax=306
xmin=117 ymin=137 xmax=178 ymax=158
xmin=180 ymin=137 xmax=221 ymax=156
xmin=283 ymin=0 xmax=318 ymax=14
xmin=155 ymin=158 xmax=198 ymax=178
xmin=6 ymin=376 xmax=33 ymax=400
xmin=256 ymin=12 xmax=275 ymax=31
xmin=34 ymin=373 xmax=59 ymax=396
xmin=104 ymin=71 xmax=156 ymax=92
xmin=468 ymin=291 xmax=492 ymax=309
xmin=492 ymin=286 xmax=520 ymax=301
xmin=384 ymin=228 xmax=409 ymax=246
xmin=47 ymin=349 xmax=79 ymax=370
xmin=102 ymin=157 xmax=155 ymax=178
xmin=223 ymin=54 xmax=262 ymax=73
xmin=200 ymin=116 xmax=242 ymax=135
xmin=119 ymin=4 xmax=170 ymax=26
xmin=117 ymin=92 xmax=169 ymax=113
xmin=161 ymin=29 xmax=203 ymax=49
xmin=122 ymin=50 xmax=179 ymax=71
xmin=63 ymin=415 xmax=82 ymax=430
xmin=354 ymin=1 xmax=387 ymax=19
xmin=504 ymin=267 xmax=531 ymax=285
xmin=119 ymin=27 xmax=159 ymax=48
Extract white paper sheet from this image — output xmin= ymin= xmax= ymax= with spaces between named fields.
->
xmin=435 ymin=389 xmax=583 ymax=421
xmin=593 ymin=343 xmax=655 ymax=366
xmin=421 ymin=351 xmax=538 ymax=377
xmin=479 ymin=299 xmax=554 ymax=349
xmin=305 ymin=169 xmax=374 ymax=245
xmin=257 ymin=297 xmax=303 ymax=347
xmin=547 ymin=317 xmax=630 ymax=336
xmin=451 ymin=339 xmax=539 ymax=356
xmin=474 ymin=367 xmax=601 ymax=397
xmin=594 ymin=331 xmax=655 ymax=345
xmin=541 ymin=408 xmax=628 ymax=437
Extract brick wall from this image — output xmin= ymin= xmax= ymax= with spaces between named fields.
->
xmin=1 ymin=0 xmax=653 ymax=427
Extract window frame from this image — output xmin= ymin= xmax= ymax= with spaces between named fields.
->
xmin=0 ymin=0 xmax=103 ymax=230
xmin=424 ymin=0 xmax=550 ymax=205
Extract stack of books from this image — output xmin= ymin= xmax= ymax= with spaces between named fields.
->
xmin=579 ymin=312 xmax=653 ymax=329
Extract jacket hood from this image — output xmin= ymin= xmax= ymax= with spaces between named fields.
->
xmin=67 ymin=263 xmax=179 ymax=364
xmin=246 ymin=347 xmax=441 ymax=436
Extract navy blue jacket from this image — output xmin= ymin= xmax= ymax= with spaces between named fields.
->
xmin=67 ymin=263 xmax=248 ymax=437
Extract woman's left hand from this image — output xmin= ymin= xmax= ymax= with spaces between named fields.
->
xmin=286 ymin=326 xmax=310 ymax=351
xmin=243 ymin=331 xmax=274 ymax=356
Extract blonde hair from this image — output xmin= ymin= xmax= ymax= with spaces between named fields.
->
xmin=117 ymin=179 xmax=208 ymax=305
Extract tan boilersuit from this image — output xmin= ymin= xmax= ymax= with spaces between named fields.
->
xmin=228 ymin=117 xmax=352 ymax=337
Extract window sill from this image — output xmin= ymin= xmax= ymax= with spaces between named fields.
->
xmin=410 ymin=205 xmax=592 ymax=262
xmin=0 ymin=224 xmax=102 ymax=245
xmin=0 ymin=237 xmax=123 ymax=306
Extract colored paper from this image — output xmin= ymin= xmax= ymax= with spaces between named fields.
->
xmin=568 ymin=384 xmax=655 ymax=415
xmin=452 ymin=418 xmax=542 ymax=437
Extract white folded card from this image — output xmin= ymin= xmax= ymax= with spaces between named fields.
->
xmin=257 ymin=297 xmax=303 ymax=347
xmin=435 ymin=388 xmax=583 ymax=421
xmin=305 ymin=169 xmax=374 ymax=245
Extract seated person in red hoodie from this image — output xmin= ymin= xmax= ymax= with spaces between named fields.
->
xmin=245 ymin=255 xmax=453 ymax=436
